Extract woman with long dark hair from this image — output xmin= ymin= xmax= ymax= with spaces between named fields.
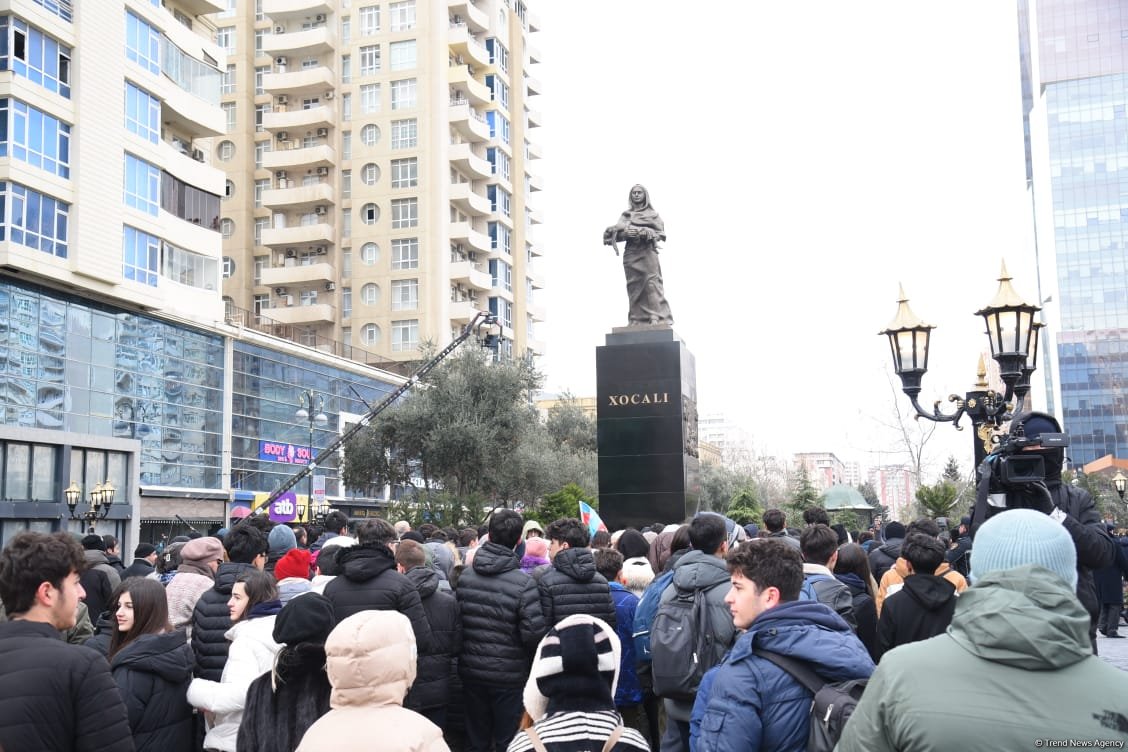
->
xmin=107 ymin=577 xmax=194 ymax=752
xmin=834 ymin=542 xmax=880 ymax=661
xmin=187 ymin=569 xmax=283 ymax=752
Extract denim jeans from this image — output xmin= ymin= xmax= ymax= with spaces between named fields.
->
xmin=462 ymin=681 xmax=524 ymax=752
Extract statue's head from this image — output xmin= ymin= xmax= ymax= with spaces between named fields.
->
xmin=629 ymin=184 xmax=649 ymax=209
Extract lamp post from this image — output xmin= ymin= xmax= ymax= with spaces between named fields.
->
xmin=296 ymin=390 xmax=328 ymax=518
xmin=880 ymin=262 xmax=1042 ymax=473
xmin=65 ymin=480 xmax=116 ymax=531
xmin=1114 ymin=471 xmax=1127 ymax=504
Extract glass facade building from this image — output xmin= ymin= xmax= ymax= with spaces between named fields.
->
xmin=1019 ymin=0 xmax=1128 ymax=465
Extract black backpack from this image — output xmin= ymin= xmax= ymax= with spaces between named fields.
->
xmin=754 ymin=650 xmax=867 ymax=752
xmin=650 ymin=585 xmax=714 ymax=701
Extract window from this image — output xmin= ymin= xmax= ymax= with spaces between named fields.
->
xmin=361 ymin=323 xmax=380 ymax=345
xmin=215 ymin=26 xmax=235 ymax=55
xmin=389 ymin=40 xmax=416 ymax=71
xmin=360 ymin=84 xmax=380 ymax=114
xmin=222 ymin=102 xmax=236 ymax=131
xmin=359 ymin=45 xmax=380 ymax=76
xmin=486 ymin=38 xmax=509 ymax=73
xmin=389 ymin=1 xmax=416 ymax=31
xmin=390 ymin=79 xmax=416 ymax=110
xmin=486 ymin=75 xmax=509 ymax=109
xmin=341 ymin=92 xmax=352 ymax=121
xmin=254 ymin=216 xmax=268 ymax=243
xmin=0 ymin=182 xmax=69 ymax=257
xmin=125 ymin=13 xmax=159 ymax=75
xmin=224 ymin=180 xmax=235 ymax=199
xmin=489 ymin=186 xmax=511 ymax=216
xmin=253 ymin=294 xmax=269 ymax=320
xmin=360 ymin=242 xmax=379 ymax=265
xmin=300 ymin=289 xmax=318 ymax=306
xmin=342 ymin=131 xmax=351 ymax=160
xmin=361 ymin=163 xmax=380 ymax=185
xmin=124 ymin=154 xmax=160 ymax=215
xmin=222 ymin=64 xmax=235 ymax=94
xmin=391 ymin=319 xmax=418 ymax=352
xmin=1 ymin=98 xmax=71 ymax=178
xmin=391 ymin=279 xmax=418 ymax=310
xmin=341 ymin=16 xmax=351 ymax=45
xmin=160 ymin=171 xmax=221 ymax=228
xmin=255 ymin=103 xmax=269 ymax=132
xmin=301 ymin=56 xmax=318 ymax=70
xmin=164 ymin=241 xmax=219 ymax=289
xmin=253 ymin=255 xmax=266 ymax=285
xmin=30 ymin=0 xmax=72 ymax=22
xmin=361 ymin=203 xmax=380 ymax=225
xmin=254 ymin=29 xmax=264 ymax=54
xmin=341 ymin=170 xmax=351 ymax=199
xmin=391 ymin=238 xmax=418 ymax=269
xmin=124 ymin=84 xmax=159 ymax=143
xmin=122 ymin=226 xmax=159 ymax=286
xmin=361 ymin=123 xmax=381 ymax=145
xmin=342 ymin=250 xmax=352 ymax=277
xmin=341 ymin=208 xmax=351 ymax=238
xmin=219 ymin=218 xmax=234 ymax=238
xmin=391 ymin=158 xmax=417 ymax=188
xmin=391 ymin=119 xmax=417 ymax=149
xmin=391 ymin=198 xmax=418 ymax=228
xmin=360 ymin=282 xmax=380 ymax=304
xmin=218 ymin=141 xmax=235 ymax=161
xmin=342 ymin=287 xmax=352 ymax=318
xmin=254 ymin=140 xmax=268 ymax=167
xmin=359 ymin=5 xmax=380 ymax=35
xmin=222 ymin=257 xmax=235 ymax=278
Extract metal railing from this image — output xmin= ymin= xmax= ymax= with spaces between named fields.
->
xmin=224 ymin=302 xmax=396 ymax=369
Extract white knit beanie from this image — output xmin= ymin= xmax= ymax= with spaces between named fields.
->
xmin=970 ymin=509 xmax=1077 ymax=589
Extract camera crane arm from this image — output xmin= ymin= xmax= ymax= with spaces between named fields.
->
xmin=263 ymin=311 xmax=500 ymax=508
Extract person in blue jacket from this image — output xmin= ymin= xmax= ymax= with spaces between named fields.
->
xmin=690 ymin=539 xmax=874 ymax=752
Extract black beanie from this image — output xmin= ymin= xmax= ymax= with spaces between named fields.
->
xmin=272 ymin=593 xmax=336 ymax=645
xmin=615 ymin=529 xmax=650 ymax=560
xmin=884 ymin=521 xmax=906 ymax=540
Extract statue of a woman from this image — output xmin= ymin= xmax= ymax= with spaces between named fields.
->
xmin=603 ymin=185 xmax=674 ymax=326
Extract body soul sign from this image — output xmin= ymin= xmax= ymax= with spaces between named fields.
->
xmin=607 ymin=392 xmax=670 ymax=407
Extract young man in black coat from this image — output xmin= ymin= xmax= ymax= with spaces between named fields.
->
xmin=875 ymin=533 xmax=957 ymax=660
xmin=396 ymin=538 xmax=461 ymax=730
xmin=0 ymin=531 xmax=133 ymax=751
xmin=190 ymin=524 xmax=268 ymax=680
xmin=538 ymin=517 xmax=616 ymax=629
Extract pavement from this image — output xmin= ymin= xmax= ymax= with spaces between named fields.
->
xmin=1097 ymin=631 xmax=1128 ymax=672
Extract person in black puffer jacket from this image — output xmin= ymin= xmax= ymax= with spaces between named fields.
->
xmin=395 ymin=539 xmax=461 ymax=730
xmin=190 ymin=524 xmax=268 ymax=680
xmin=868 ymin=520 xmax=905 ymax=582
xmin=457 ymin=509 xmax=547 ymax=752
xmin=107 ymin=579 xmax=195 ymax=752
xmin=323 ymin=518 xmax=433 ymax=653
xmin=538 ymin=518 xmax=616 ymax=630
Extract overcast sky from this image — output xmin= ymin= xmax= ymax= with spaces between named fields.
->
xmin=532 ymin=2 xmax=1038 ymax=480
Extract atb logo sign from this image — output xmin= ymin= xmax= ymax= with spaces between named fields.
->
xmin=268 ymin=492 xmax=298 ymax=523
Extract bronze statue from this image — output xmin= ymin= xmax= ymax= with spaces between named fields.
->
xmin=603 ymin=184 xmax=673 ymax=326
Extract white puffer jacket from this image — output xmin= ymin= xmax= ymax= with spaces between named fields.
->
xmin=186 ymin=615 xmax=281 ymax=752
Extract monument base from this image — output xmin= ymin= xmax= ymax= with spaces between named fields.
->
xmin=596 ymin=326 xmax=700 ymax=531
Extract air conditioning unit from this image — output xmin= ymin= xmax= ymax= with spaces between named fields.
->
xmin=324 ymin=91 xmax=335 ymax=100
xmin=285 ymin=249 xmax=297 ymax=258
xmin=316 ymin=166 xmax=329 ymax=176
xmin=276 ymin=95 xmax=288 ymax=105
xmin=326 ymin=282 xmax=336 ymax=291
xmin=276 ymin=131 xmax=289 ymax=141
xmin=284 ymin=295 xmax=295 ymax=306
xmin=274 ymin=287 xmax=287 ymax=295
xmin=315 ymin=246 xmax=327 ymax=255
xmin=314 ymin=205 xmax=327 ymax=215
xmin=316 ymin=128 xmax=328 ymax=138
xmin=276 ymin=171 xmax=287 ymax=180
xmin=274 ymin=25 xmax=285 ymax=33
xmin=190 ymin=148 xmax=204 ymax=162
xmin=315 ymin=14 xmax=326 ymax=22
xmin=275 ymin=57 xmax=288 ymax=66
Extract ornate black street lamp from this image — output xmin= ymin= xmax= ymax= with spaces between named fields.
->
xmin=880 ymin=262 xmax=1042 ymax=470
xmin=296 ymin=390 xmax=328 ymax=515
xmin=65 ymin=480 xmax=116 ymax=530
xmin=1114 ymin=471 xmax=1127 ymax=503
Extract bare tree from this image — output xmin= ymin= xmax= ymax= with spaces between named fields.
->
xmin=868 ymin=369 xmax=939 ymax=487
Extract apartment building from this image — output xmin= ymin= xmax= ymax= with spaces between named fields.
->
xmin=218 ymin=0 xmax=545 ymax=363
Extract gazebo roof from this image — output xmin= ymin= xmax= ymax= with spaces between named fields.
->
xmin=822 ymin=484 xmax=873 ymax=511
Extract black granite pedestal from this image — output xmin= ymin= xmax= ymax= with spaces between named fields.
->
xmin=596 ymin=326 xmax=700 ymax=531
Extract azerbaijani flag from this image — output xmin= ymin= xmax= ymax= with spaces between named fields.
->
xmin=579 ymin=500 xmax=608 ymax=537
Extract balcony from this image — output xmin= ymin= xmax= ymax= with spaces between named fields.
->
xmin=527 ymin=207 xmax=544 ymax=225
xmin=448 ymin=24 xmax=490 ymax=67
xmin=526 ymin=336 xmax=546 ymax=354
xmin=448 ymin=0 xmax=489 ymax=32
xmin=526 ymin=76 xmax=542 ymax=96
xmin=263 ymin=0 xmax=331 ymax=19
xmin=263 ymin=142 xmax=336 ymax=171
xmin=157 ymin=139 xmax=224 ymax=197
xmin=526 ymin=108 xmax=543 ymax=128
xmin=263 ymin=105 xmax=334 ymax=133
xmin=526 ymin=43 xmax=542 ymax=65
xmin=450 ymin=101 xmax=491 ymax=142
xmin=526 ymin=140 xmax=543 ymax=160
xmin=449 ymin=299 xmax=480 ymax=324
xmin=527 ymin=240 xmax=543 ymax=258
xmin=261 ymin=301 xmax=336 ymax=325
xmin=449 ymin=221 xmax=490 ymax=254
xmin=527 ymin=268 xmax=545 ymax=290
xmin=527 ymin=9 xmax=541 ymax=32
xmin=527 ymin=173 xmax=544 ymax=192
xmin=447 ymin=65 xmax=492 ymax=107
xmin=528 ymin=302 xmax=547 ymax=322
xmin=261 ymin=182 xmax=335 ymax=210
xmin=261 ymin=222 xmax=336 ymax=248
xmin=264 ymin=67 xmax=334 ymax=96
xmin=449 ymin=183 xmax=491 ymax=217
xmin=263 ymin=27 xmax=335 ymax=57
xmin=450 ymin=260 xmax=492 ymax=291
xmin=449 ymin=143 xmax=492 ymax=179
xmin=261 ymin=261 xmax=334 ymax=287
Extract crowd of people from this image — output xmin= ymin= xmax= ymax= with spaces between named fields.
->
xmin=0 ymin=413 xmax=1126 ymax=752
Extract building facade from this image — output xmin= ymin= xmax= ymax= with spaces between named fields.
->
xmin=218 ymin=0 xmax=544 ymax=365
xmin=1018 ymin=0 xmax=1128 ymax=465
xmin=793 ymin=452 xmax=845 ymax=493
xmin=0 ymin=0 xmax=405 ymax=551
xmin=868 ymin=464 xmax=917 ymax=523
